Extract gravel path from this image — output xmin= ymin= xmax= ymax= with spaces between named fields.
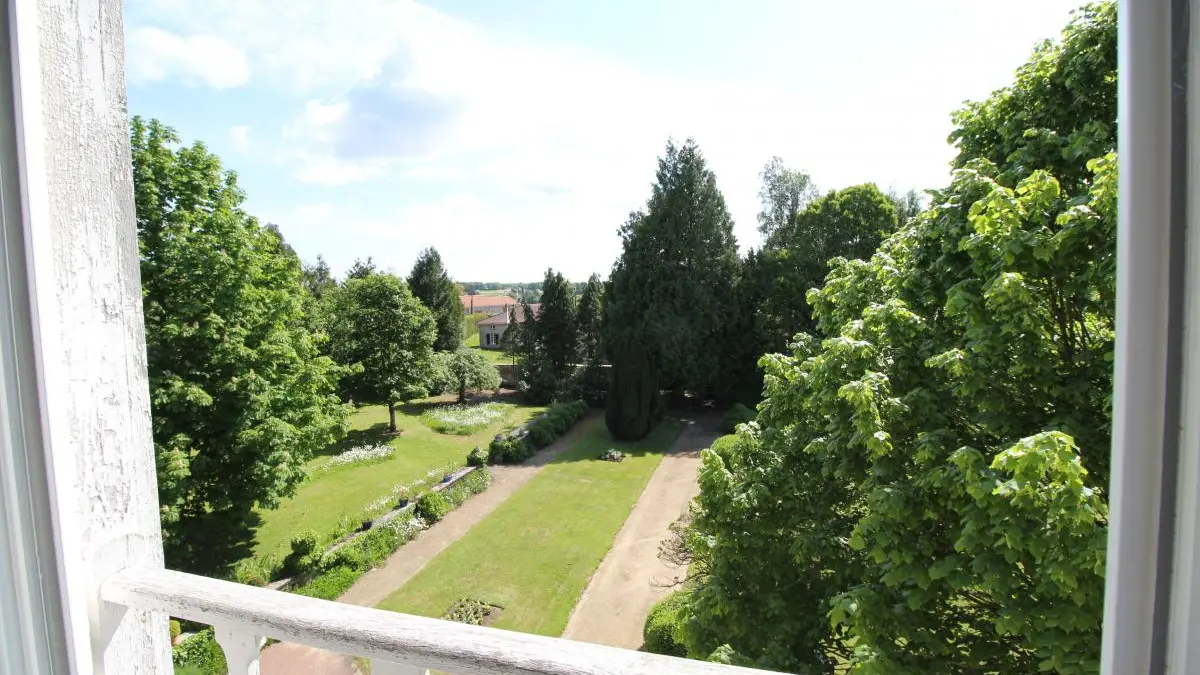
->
xmin=259 ymin=413 xmax=600 ymax=674
xmin=559 ymin=416 xmax=718 ymax=649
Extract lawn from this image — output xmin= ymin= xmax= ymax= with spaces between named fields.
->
xmin=474 ymin=346 xmax=512 ymax=366
xmin=250 ymin=399 xmax=543 ymax=560
xmin=376 ymin=417 xmax=683 ymax=636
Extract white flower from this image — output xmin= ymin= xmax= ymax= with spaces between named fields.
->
xmin=328 ymin=443 xmax=394 ymax=467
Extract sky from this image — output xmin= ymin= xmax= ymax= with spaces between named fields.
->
xmin=124 ymin=0 xmax=1088 ymax=283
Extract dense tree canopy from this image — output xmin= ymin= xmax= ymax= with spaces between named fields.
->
xmin=575 ymin=274 xmax=608 ymax=406
xmin=432 ymin=348 xmax=503 ymax=403
xmin=131 ymin=117 xmax=350 ymax=574
xmin=682 ymin=5 xmax=1116 ymax=673
xmin=604 ymin=139 xmax=741 ymax=438
xmin=408 ymin=247 xmax=465 ymax=351
xmin=326 ymin=273 xmax=437 ymax=432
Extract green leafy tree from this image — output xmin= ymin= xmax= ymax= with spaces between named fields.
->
xmin=756 ymin=156 xmax=817 ymax=239
xmin=301 ymin=255 xmax=337 ymax=300
xmin=431 ymin=348 xmax=503 ymax=403
xmin=888 ymin=188 xmax=926 ymax=226
xmin=684 ymin=5 xmax=1116 ymax=673
xmin=327 ymin=273 xmax=437 ymax=433
xmin=575 ymin=274 xmax=607 ymax=406
xmin=757 ymin=183 xmax=899 ymax=351
xmin=407 ymin=247 xmax=465 ymax=351
xmin=604 ymin=139 xmax=741 ymax=438
xmin=131 ymin=117 xmax=350 ymax=574
xmin=536 ymin=268 xmax=577 ymax=380
xmin=345 ymin=257 xmax=377 ymax=280
xmin=499 ymin=305 xmax=523 ymax=365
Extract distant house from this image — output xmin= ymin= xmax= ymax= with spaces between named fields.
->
xmin=478 ymin=303 xmax=540 ymax=349
xmin=460 ymin=294 xmax=519 ymax=316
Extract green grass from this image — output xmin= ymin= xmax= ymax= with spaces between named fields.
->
xmin=376 ymin=417 xmax=683 ymax=636
xmin=474 ymin=346 xmax=511 ymax=365
xmin=419 ymin=402 xmax=511 ymax=435
xmin=250 ymin=400 xmax=543 ymax=560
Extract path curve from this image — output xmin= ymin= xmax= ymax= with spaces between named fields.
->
xmin=560 ymin=415 xmax=718 ymax=649
xmin=260 ymin=412 xmax=600 ymax=674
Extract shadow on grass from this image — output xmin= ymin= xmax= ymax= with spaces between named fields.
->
xmin=311 ymin=422 xmax=394 ymax=458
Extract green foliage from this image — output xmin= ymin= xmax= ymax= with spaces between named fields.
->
xmin=575 ymin=274 xmax=608 ymax=406
xmin=172 ymin=630 xmax=225 ymax=675
xmin=293 ymin=565 xmax=359 ymax=600
xmin=408 ymin=247 xmax=465 ymax=351
xmin=443 ymin=598 xmax=498 ymax=625
xmin=686 ymin=7 xmax=1116 ymax=672
xmin=415 ymin=491 xmax=451 ymax=523
xmin=430 ymin=348 xmax=502 ymax=403
xmin=527 ymin=400 xmax=587 ymax=448
xmin=467 ymin=445 xmax=488 ymax=467
xmin=756 ymin=156 xmax=817 ymax=239
xmin=326 ymin=273 xmax=436 ymax=431
xmin=720 ymin=404 xmax=755 ymax=434
xmin=131 ymin=117 xmax=351 ymax=575
xmin=280 ymin=530 xmax=322 ymax=578
xmin=515 ymin=270 xmax=578 ymax=403
xmin=229 ymin=555 xmax=276 ymax=587
xmin=753 ymin=183 xmax=900 ymax=352
xmin=489 ymin=433 xmax=531 ymax=464
xmin=643 ymin=591 xmax=690 ymax=657
xmin=604 ymin=139 xmax=740 ymax=438
xmin=169 ymin=620 xmax=182 ymax=640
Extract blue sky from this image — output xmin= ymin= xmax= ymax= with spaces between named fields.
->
xmin=124 ymin=0 xmax=1087 ymax=282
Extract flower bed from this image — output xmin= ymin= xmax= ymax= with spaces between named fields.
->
xmin=420 ymin=402 xmax=509 ymax=435
xmin=310 ymin=444 xmax=395 ymax=474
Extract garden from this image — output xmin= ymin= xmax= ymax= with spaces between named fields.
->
xmin=375 ymin=418 xmax=683 ymax=636
xmin=244 ymin=398 xmax=543 ymax=574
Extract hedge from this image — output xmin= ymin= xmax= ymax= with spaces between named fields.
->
xmin=488 ymin=400 xmax=587 ymax=464
xmin=643 ymin=590 xmax=689 ymax=657
xmin=720 ymin=403 xmax=755 ymax=434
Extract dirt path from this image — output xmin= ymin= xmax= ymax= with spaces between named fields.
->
xmin=559 ymin=416 xmax=718 ymax=650
xmin=259 ymin=414 xmax=599 ymax=675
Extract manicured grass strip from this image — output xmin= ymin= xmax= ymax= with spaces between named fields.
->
xmin=251 ymin=402 xmax=542 ymax=560
xmin=376 ymin=418 xmax=683 ymax=636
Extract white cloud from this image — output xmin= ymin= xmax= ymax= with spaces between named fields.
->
xmin=126 ymin=27 xmax=250 ymax=89
xmin=293 ymin=157 xmax=385 ymax=186
xmin=229 ymin=125 xmax=250 ymax=152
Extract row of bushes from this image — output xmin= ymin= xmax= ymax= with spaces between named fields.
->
xmin=487 ymin=400 xmax=588 ymax=464
xmin=173 ymin=468 xmax=492 ymax=673
xmin=291 ymin=467 xmax=491 ymax=600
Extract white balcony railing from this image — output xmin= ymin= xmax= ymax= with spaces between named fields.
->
xmin=101 ymin=567 xmax=778 ymax=675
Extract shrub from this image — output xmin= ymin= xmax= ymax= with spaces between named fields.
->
xmin=442 ymin=468 xmax=490 ymax=508
xmin=528 ymin=422 xmax=555 ymax=447
xmin=169 ymin=619 xmax=182 ymax=640
xmin=415 ymin=491 xmax=451 ymax=523
xmin=294 ymin=565 xmax=359 ymax=600
xmin=230 ymin=555 xmax=275 ymax=586
xmin=443 ymin=597 xmax=498 ymax=625
xmin=708 ymin=434 xmax=743 ymax=462
xmin=489 ymin=434 xmax=530 ymax=464
xmin=172 ymin=629 xmax=226 ymax=675
xmin=599 ymin=448 xmax=625 ymax=462
xmin=720 ymin=403 xmax=755 ymax=434
xmin=467 ymin=445 xmax=488 ymax=467
xmin=643 ymin=591 xmax=689 ymax=657
xmin=280 ymin=530 xmax=322 ymax=578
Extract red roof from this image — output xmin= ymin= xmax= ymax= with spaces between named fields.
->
xmin=478 ymin=304 xmax=540 ymax=326
xmin=461 ymin=295 xmax=518 ymax=313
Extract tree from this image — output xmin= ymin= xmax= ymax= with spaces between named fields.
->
xmin=407 ymin=247 xmax=465 ymax=351
xmin=756 ymin=183 xmax=900 ymax=351
xmin=684 ymin=5 xmax=1116 ymax=673
xmin=301 ymin=255 xmax=336 ymax=300
xmin=327 ymin=273 xmax=437 ymax=433
xmin=888 ymin=187 xmax=926 ymax=226
xmin=346 ymin=257 xmax=377 ymax=280
xmin=499 ymin=305 xmax=524 ymax=365
xmin=535 ymin=268 xmax=577 ymax=381
xmin=432 ymin=348 xmax=503 ymax=403
xmin=131 ymin=117 xmax=350 ymax=574
xmin=603 ymin=140 xmax=741 ymax=438
xmin=756 ymin=156 xmax=817 ymax=239
xmin=575 ymin=274 xmax=607 ymax=406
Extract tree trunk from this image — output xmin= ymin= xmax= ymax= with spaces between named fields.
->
xmin=459 ymin=384 xmax=467 ymax=404
xmin=388 ymin=401 xmax=397 ymax=432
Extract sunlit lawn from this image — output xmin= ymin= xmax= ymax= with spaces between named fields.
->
xmin=376 ymin=417 xmax=683 ymax=636
xmin=250 ymin=399 xmax=544 ymax=560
